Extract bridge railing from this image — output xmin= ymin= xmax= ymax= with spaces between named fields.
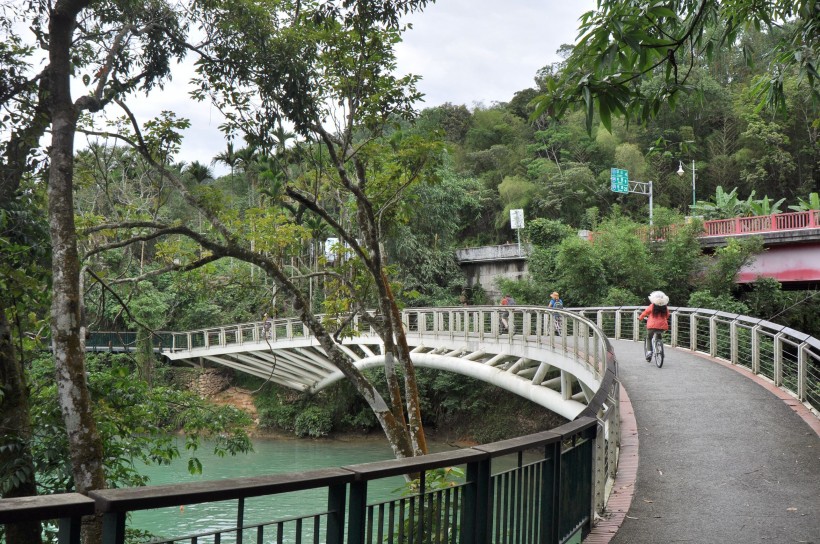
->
xmin=702 ymin=210 xmax=820 ymax=237
xmin=574 ymin=306 xmax=820 ymax=415
xmin=402 ymin=306 xmax=611 ymax=387
xmin=0 ymin=418 xmax=600 ymax=544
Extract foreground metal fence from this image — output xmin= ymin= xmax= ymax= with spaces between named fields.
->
xmin=574 ymin=306 xmax=820 ymax=415
xmin=0 ymin=419 xmax=598 ymax=544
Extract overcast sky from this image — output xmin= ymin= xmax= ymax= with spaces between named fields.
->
xmin=98 ymin=0 xmax=596 ymax=175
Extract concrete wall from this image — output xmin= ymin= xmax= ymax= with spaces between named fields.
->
xmin=456 ymin=244 xmax=530 ymax=301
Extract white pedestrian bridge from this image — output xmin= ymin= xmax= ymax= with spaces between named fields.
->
xmin=159 ymin=305 xmax=818 ymax=421
xmin=162 ymin=306 xmax=615 ymax=421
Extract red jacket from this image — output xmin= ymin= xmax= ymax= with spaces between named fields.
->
xmin=639 ymin=304 xmax=669 ymax=330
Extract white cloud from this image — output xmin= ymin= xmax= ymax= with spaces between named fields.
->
xmin=395 ymin=0 xmax=596 ymax=108
xmin=81 ymin=1 xmax=595 ymax=175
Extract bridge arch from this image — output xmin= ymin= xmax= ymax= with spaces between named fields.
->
xmin=316 ymin=352 xmax=588 ymax=419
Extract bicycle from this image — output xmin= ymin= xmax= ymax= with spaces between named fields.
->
xmin=648 ymin=330 xmax=664 ymax=368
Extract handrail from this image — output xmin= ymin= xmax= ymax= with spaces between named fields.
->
xmin=572 ymin=306 xmax=819 ymax=417
xmin=0 ymin=420 xmax=600 ymax=544
xmin=586 ymin=209 xmax=820 ymax=244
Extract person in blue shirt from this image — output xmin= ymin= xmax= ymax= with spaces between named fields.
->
xmin=548 ymin=291 xmax=564 ymax=334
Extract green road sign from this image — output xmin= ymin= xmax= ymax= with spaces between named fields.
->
xmin=611 ymin=168 xmax=629 ymax=193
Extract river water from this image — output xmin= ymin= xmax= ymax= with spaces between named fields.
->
xmin=131 ymin=437 xmax=435 ymax=542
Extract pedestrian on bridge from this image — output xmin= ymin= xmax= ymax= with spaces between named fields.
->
xmin=548 ymin=291 xmax=564 ymax=334
xmin=263 ymin=312 xmax=271 ymax=339
xmin=500 ymin=294 xmax=515 ymax=333
xmin=639 ymin=291 xmax=670 ymax=362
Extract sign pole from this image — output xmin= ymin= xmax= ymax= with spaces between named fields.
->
xmin=611 ymin=168 xmax=653 ymax=228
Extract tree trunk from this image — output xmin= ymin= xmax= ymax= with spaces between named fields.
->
xmin=48 ymin=2 xmax=106 ymax=542
xmin=0 ymin=301 xmax=42 ymax=544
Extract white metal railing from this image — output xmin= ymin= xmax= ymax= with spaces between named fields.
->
xmin=573 ymin=306 xmax=820 ymax=416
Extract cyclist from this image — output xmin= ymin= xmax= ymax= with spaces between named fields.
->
xmin=639 ymin=291 xmax=670 ymax=362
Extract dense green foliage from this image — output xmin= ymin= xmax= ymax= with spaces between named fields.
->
xmin=10 ymin=354 xmax=253 ymax=495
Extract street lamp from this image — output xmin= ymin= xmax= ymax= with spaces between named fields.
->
xmin=677 ymin=160 xmax=696 ymax=211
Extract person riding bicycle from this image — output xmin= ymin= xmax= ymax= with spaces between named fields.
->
xmin=639 ymin=291 xmax=670 ymax=362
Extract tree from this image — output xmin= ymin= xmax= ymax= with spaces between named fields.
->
xmin=2 ymin=1 xmax=190 ymax=541
xmin=77 ymin=0 xmax=441 ymax=461
xmin=536 ymin=1 xmax=818 ymax=132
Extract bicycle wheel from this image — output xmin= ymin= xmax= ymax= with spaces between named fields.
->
xmin=653 ymin=334 xmax=664 ymax=368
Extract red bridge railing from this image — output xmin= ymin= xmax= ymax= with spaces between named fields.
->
xmin=702 ymin=210 xmax=820 ymax=237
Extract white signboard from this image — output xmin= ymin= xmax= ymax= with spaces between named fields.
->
xmin=510 ymin=209 xmax=524 ymax=230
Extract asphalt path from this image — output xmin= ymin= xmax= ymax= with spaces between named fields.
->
xmin=606 ymin=339 xmax=819 ymax=544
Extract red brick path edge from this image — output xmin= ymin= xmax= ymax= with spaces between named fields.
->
xmin=583 ymin=383 xmax=638 ymax=544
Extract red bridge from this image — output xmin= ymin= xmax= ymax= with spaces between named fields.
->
xmin=697 ymin=210 xmax=820 ymax=286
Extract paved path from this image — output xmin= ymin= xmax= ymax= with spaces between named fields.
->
xmin=595 ymin=340 xmax=819 ymax=544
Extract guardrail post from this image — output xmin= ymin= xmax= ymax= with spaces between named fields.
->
xmin=342 ymin=481 xmax=361 ymax=544
xmin=730 ymin=322 xmax=738 ymax=364
xmin=236 ymin=498 xmax=244 ymax=544
xmin=613 ymin=311 xmax=621 ymax=340
xmin=593 ymin=421 xmax=606 ymax=516
xmin=632 ymin=310 xmax=640 ymax=342
xmin=773 ymin=333 xmax=784 ymax=386
xmin=461 ymin=457 xmax=491 ymax=544
xmin=751 ymin=326 xmax=761 ymax=374
xmin=690 ymin=314 xmax=697 ymax=351
xmin=670 ymin=312 xmax=678 ymax=347
xmin=547 ymin=441 xmax=562 ymax=544
xmin=326 ymin=483 xmax=348 ymax=544
xmin=101 ymin=512 xmax=126 ymax=544
xmin=798 ymin=344 xmax=808 ymax=401
xmin=709 ymin=315 xmax=718 ymax=358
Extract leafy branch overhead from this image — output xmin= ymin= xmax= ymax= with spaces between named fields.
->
xmin=534 ymin=0 xmax=818 ymax=132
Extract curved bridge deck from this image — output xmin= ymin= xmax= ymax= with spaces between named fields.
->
xmin=593 ymin=340 xmax=820 ymax=544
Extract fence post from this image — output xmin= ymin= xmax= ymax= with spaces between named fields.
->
xmin=773 ymin=333 xmax=783 ymax=387
xmin=328 ymin=482 xmax=348 ymax=544
xmin=101 ymin=512 xmax=126 ymax=544
xmin=798 ymin=344 xmax=808 ymax=401
xmin=341 ymin=481 xmax=367 ymax=544
xmin=751 ymin=327 xmax=761 ymax=374
xmin=690 ymin=314 xmax=697 ymax=351
xmin=461 ymin=457 xmax=491 ymax=544
xmin=730 ymin=322 xmax=738 ymax=364
xmin=670 ymin=311 xmax=678 ymax=347
xmin=709 ymin=315 xmax=718 ymax=358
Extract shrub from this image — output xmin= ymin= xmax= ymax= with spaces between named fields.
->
xmin=294 ymin=406 xmax=333 ymax=438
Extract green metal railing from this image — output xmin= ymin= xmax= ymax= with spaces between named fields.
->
xmin=0 ymin=419 xmax=598 ymax=544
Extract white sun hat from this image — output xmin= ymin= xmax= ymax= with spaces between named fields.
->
xmin=648 ymin=291 xmax=669 ymax=306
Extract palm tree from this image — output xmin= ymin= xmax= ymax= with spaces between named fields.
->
xmin=212 ymin=142 xmax=239 ymax=179
xmin=185 ymin=161 xmax=214 ymax=184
